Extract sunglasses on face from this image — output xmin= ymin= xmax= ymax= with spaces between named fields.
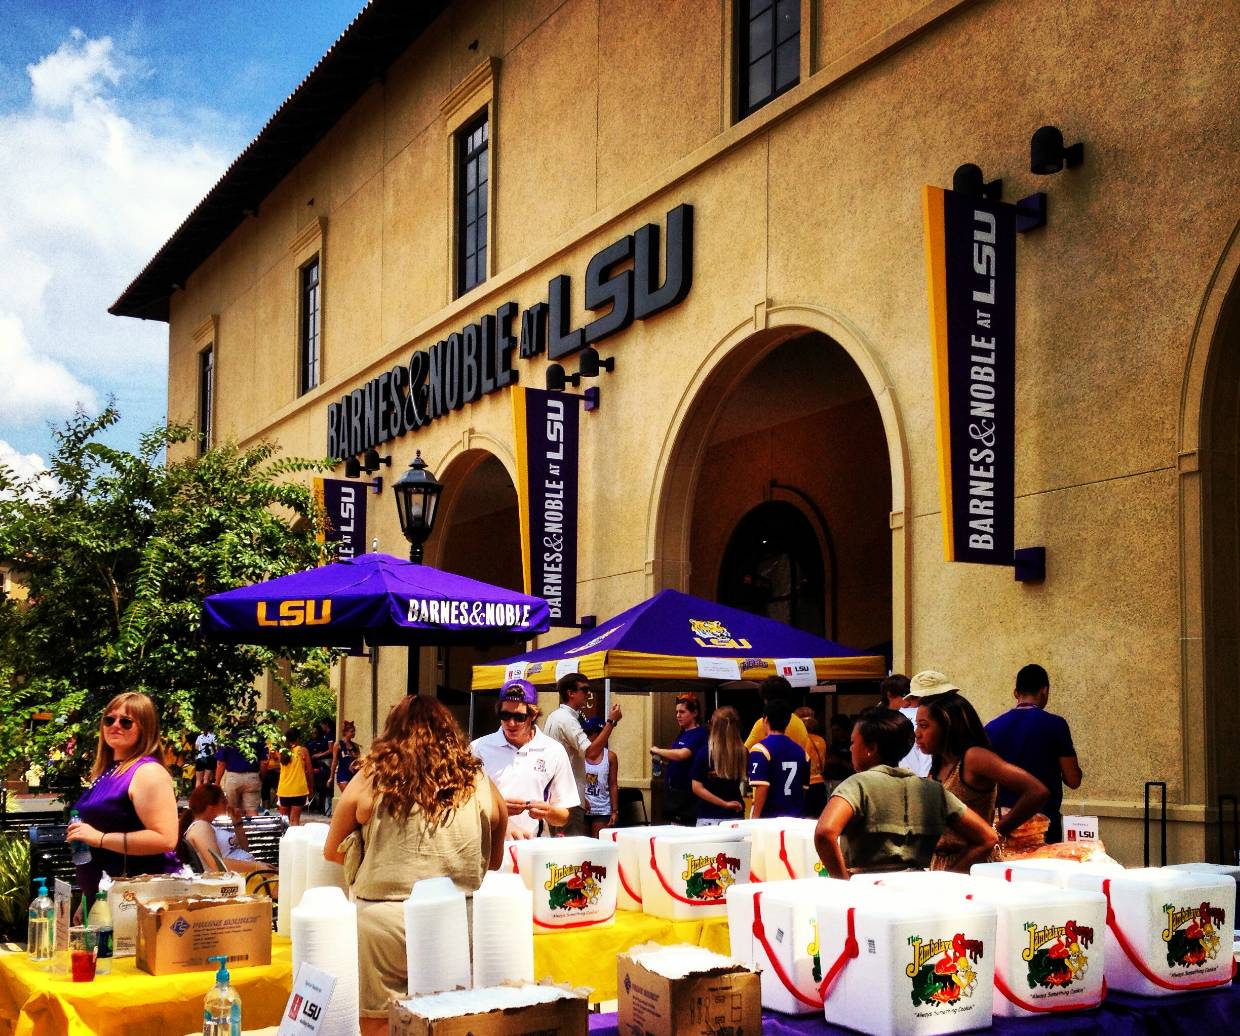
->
xmin=499 ymin=711 xmax=530 ymax=724
xmin=103 ymin=715 xmax=135 ymax=730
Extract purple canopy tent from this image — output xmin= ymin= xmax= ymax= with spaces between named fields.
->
xmin=202 ymin=552 xmax=550 ymax=649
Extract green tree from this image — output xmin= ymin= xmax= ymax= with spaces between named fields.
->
xmin=0 ymin=406 xmax=338 ymax=796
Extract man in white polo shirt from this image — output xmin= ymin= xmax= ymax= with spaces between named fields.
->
xmin=471 ymin=679 xmax=579 ymax=838
xmin=541 ymin=671 xmax=622 ymax=835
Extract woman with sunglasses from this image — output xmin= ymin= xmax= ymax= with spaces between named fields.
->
xmin=65 ymin=692 xmax=181 ymax=905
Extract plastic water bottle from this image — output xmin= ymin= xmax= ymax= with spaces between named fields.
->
xmin=90 ymin=891 xmax=113 ymax=974
xmin=27 ymin=879 xmax=54 ymax=961
xmin=68 ymin=810 xmax=92 ymax=866
xmin=203 ymin=954 xmax=242 ymax=1036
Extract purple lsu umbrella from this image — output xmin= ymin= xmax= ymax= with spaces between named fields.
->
xmin=202 ymin=552 xmax=550 ymax=648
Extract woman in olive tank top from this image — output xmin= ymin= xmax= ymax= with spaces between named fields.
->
xmin=324 ymin=696 xmax=508 ymax=1035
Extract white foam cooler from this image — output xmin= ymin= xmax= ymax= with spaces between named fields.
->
xmin=726 ymin=878 xmax=857 ymax=1015
xmin=640 ymin=829 xmax=749 ymax=920
xmin=773 ymin=822 xmax=830 ymax=881
xmin=858 ymin=871 xmax=1107 ymax=1018
xmin=499 ymin=840 xmax=519 ymax=874
xmin=1166 ymin=861 xmax=1240 ymax=888
xmin=719 ymin=817 xmax=806 ymax=882
xmin=512 ymin=836 xmax=619 ymax=930
xmin=815 ymin=884 xmax=997 ymax=1036
xmin=1063 ymin=866 xmax=1236 ymax=996
xmin=598 ymin=825 xmax=685 ymax=911
xmin=971 ymin=857 xmax=1120 ymax=888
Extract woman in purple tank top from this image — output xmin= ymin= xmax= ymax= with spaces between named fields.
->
xmin=66 ymin=692 xmax=181 ymax=904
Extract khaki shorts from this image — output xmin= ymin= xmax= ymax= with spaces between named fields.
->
xmin=356 ymin=898 xmax=474 ymax=1017
xmin=220 ymin=771 xmax=262 ymax=815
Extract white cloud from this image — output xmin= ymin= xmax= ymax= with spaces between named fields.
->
xmin=0 ymin=29 xmax=232 ymax=433
xmin=0 ymin=438 xmax=59 ymax=497
xmin=0 ymin=314 xmax=97 ymax=423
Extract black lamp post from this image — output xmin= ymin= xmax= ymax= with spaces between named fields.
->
xmin=392 ymin=450 xmax=442 ymax=564
xmin=393 ymin=450 xmax=443 ymax=696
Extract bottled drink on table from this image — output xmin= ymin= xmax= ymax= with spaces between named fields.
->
xmin=203 ymin=954 xmax=242 ymax=1036
xmin=27 ymin=879 xmax=53 ymax=961
xmin=68 ymin=810 xmax=92 ymax=866
xmin=90 ymin=891 xmax=113 ymax=974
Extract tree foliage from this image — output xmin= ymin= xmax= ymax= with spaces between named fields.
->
xmin=0 ymin=406 xmax=338 ymax=796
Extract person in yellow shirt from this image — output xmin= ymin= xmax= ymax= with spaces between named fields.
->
xmin=744 ymin=676 xmax=810 ymax=751
xmin=276 ymin=727 xmax=314 ymax=826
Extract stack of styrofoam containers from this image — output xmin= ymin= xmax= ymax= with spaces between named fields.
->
xmin=292 ymin=886 xmax=360 ymax=1036
xmin=598 ymin=825 xmax=685 ymax=911
xmin=639 ymin=828 xmax=750 ymax=920
xmin=471 ymin=872 xmax=534 ymax=987
xmin=303 ymin=822 xmax=347 ymax=893
xmin=513 ymin=836 xmax=619 ymax=930
xmin=859 ymin=871 xmax=1108 ymax=1018
xmin=726 ymin=877 xmax=855 ymax=1014
xmin=719 ymin=818 xmax=805 ymax=882
xmin=1063 ymin=866 xmax=1236 ymax=996
xmin=815 ymin=881 xmax=997 ymax=1035
xmin=404 ymin=877 xmax=471 ymax=995
xmin=277 ymin=825 xmax=315 ymax=936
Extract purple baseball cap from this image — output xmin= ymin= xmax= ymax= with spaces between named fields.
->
xmin=501 ymin=678 xmax=538 ymax=705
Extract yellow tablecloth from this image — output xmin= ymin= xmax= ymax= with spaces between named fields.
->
xmin=0 ymin=936 xmax=293 ymax=1036
xmin=533 ymin=910 xmax=731 ymax=1003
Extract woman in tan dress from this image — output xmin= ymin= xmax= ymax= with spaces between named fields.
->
xmin=914 ymin=691 xmax=1048 ymax=871
xmin=324 ymin=696 xmax=508 ymax=1035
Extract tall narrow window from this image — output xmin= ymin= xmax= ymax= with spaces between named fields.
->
xmin=456 ymin=111 xmax=489 ymax=297
xmin=300 ymin=257 xmax=321 ymax=395
xmin=737 ymin=0 xmax=800 ymax=119
xmin=199 ymin=346 xmax=214 ymax=454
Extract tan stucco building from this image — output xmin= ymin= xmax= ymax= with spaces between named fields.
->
xmin=113 ymin=0 xmax=1240 ymax=864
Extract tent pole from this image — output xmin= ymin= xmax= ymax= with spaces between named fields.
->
xmin=468 ymin=691 xmax=476 ymax=740
xmin=604 ymin=678 xmax=611 ymax=720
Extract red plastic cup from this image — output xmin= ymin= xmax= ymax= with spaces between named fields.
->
xmin=70 ymin=949 xmax=96 ymax=982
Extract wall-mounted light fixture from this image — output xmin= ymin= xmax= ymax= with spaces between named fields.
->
xmin=344 ymin=456 xmax=362 ymax=478
xmin=1030 ymin=126 xmax=1084 ymax=175
xmin=545 ymin=346 xmax=612 ymax=412
xmin=952 ymin=163 xmax=1003 ymax=201
xmin=362 ymin=449 xmax=391 ymax=474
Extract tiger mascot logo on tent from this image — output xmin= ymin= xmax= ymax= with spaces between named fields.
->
xmin=689 ymin=618 xmax=751 ymax=649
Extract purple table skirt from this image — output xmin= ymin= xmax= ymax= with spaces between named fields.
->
xmin=587 ymin=979 xmax=1239 ymax=1035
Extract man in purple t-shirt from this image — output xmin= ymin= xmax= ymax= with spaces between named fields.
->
xmin=748 ymin=699 xmax=809 ymax=819
xmin=984 ymin=664 xmax=1083 ymax=844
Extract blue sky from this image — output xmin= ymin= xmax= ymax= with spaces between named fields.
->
xmin=0 ymin=0 xmax=362 ymax=479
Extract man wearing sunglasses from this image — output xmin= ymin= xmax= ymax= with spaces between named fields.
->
xmin=470 ymin=680 xmax=579 ymax=839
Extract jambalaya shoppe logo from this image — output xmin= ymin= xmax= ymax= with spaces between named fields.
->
xmin=906 ymin=932 xmax=984 ymax=1007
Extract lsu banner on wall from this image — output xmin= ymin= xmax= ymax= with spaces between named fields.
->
xmin=314 ymin=477 xmax=367 ymax=561
xmin=923 ymin=186 xmax=1016 ymax=565
xmin=512 ymin=387 xmax=579 ymax=627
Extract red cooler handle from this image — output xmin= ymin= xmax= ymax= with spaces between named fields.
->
xmin=750 ymin=891 xmax=823 ymax=1009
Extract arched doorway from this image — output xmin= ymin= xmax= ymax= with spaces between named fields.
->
xmin=652 ymin=314 xmax=903 ymax=737
xmin=1186 ymin=230 xmax=1240 ymax=856
xmin=718 ymin=500 xmax=829 ymax=637
xmin=429 ymin=449 xmax=523 ymax=733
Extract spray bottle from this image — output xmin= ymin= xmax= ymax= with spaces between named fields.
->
xmin=203 ymin=954 xmax=242 ymax=1036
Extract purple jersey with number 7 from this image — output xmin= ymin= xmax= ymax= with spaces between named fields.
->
xmin=748 ymin=733 xmax=809 ymax=817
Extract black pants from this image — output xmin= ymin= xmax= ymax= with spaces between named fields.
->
xmin=804 ymin=782 xmax=829 ymax=819
xmin=664 ymin=786 xmax=698 ymax=825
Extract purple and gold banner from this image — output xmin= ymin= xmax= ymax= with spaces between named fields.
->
xmin=314 ymin=477 xmax=367 ymax=561
xmin=512 ymin=387 xmax=579 ymax=627
xmin=923 ymin=186 xmax=1017 ymax=565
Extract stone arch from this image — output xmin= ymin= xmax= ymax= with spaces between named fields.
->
xmin=1177 ymin=219 xmax=1240 ymax=825
xmin=646 ymin=302 xmax=911 ymax=670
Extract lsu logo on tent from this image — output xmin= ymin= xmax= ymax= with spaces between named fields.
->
xmin=256 ymin=600 xmax=332 ymax=626
xmin=689 ymin=618 xmax=751 ymax=650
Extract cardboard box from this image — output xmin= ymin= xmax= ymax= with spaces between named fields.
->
xmin=388 ymin=984 xmax=588 ymax=1036
xmin=107 ymin=873 xmax=195 ymax=956
xmin=135 ymin=895 xmax=272 ymax=975
xmin=617 ymin=948 xmax=761 ymax=1036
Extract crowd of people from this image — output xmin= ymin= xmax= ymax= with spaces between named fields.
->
xmin=69 ymin=663 xmax=1080 ymax=1035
